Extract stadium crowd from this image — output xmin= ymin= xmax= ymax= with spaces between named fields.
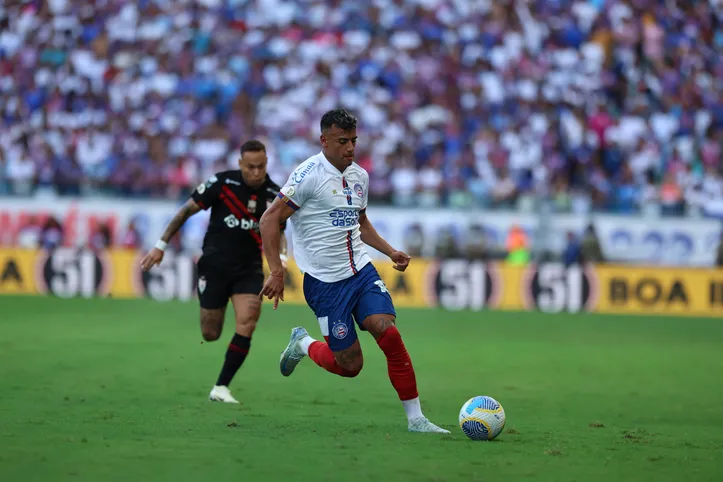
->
xmin=0 ymin=0 xmax=722 ymax=217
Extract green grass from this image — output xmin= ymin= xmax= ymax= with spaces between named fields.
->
xmin=1 ymin=295 xmax=722 ymax=482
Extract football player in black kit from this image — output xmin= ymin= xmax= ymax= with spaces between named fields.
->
xmin=141 ymin=140 xmax=287 ymax=403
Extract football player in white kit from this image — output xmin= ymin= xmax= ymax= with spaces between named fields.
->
xmin=259 ymin=109 xmax=448 ymax=433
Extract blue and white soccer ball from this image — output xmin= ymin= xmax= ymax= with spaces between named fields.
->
xmin=459 ymin=396 xmax=506 ymax=441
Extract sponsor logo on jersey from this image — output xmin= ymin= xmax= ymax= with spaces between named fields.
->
xmin=224 ymin=215 xmax=258 ymax=230
xmin=329 ymin=209 xmax=359 ymax=227
xmin=291 ymin=162 xmax=315 ymax=184
xmin=224 ymin=214 xmax=240 ymax=228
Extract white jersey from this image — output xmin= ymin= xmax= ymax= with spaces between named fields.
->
xmin=278 ymin=152 xmax=372 ymax=283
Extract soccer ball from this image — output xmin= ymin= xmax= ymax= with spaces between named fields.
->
xmin=459 ymin=396 xmax=506 ymax=441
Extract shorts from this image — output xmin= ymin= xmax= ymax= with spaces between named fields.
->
xmin=303 ymin=263 xmax=396 ymax=352
xmin=196 ymin=256 xmax=264 ymax=310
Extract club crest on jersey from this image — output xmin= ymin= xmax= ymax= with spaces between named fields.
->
xmin=354 ymin=183 xmax=363 ymax=198
xmin=248 ymin=197 xmax=257 ymax=211
xmin=198 ymin=276 xmax=207 ymax=294
xmin=331 ymin=320 xmax=348 ymax=340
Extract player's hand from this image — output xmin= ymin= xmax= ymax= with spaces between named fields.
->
xmin=259 ymin=271 xmax=285 ymax=310
xmin=140 ymin=248 xmax=164 ymax=272
xmin=390 ymin=250 xmax=411 ymax=272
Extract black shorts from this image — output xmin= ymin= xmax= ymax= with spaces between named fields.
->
xmin=196 ymin=256 xmax=264 ymax=310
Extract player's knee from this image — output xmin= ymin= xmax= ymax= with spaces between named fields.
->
xmin=340 ymin=359 xmax=363 ymax=377
xmin=201 ymin=326 xmax=222 ymax=342
xmin=200 ymin=308 xmax=225 ymax=341
xmin=363 ymin=315 xmax=396 ymax=340
xmin=235 ymin=315 xmax=257 ymax=337
xmin=336 ymin=350 xmax=364 ymax=378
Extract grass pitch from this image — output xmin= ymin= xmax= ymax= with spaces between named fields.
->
xmin=1 ymin=295 xmax=722 ymax=482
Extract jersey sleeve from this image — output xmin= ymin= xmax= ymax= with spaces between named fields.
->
xmin=278 ymin=162 xmax=316 ymax=211
xmin=360 ymin=169 xmax=370 ymax=213
xmin=191 ymin=174 xmax=223 ymax=210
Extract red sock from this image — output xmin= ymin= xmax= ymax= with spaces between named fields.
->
xmin=308 ymin=341 xmax=359 ymax=378
xmin=376 ymin=326 xmax=419 ymax=401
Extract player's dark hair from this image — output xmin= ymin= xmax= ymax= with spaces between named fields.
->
xmin=320 ymin=108 xmax=357 ymax=133
xmin=240 ymin=140 xmax=266 ymax=156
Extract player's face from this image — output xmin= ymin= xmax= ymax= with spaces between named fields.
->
xmin=238 ymin=150 xmax=268 ymax=188
xmin=321 ymin=126 xmax=357 ymax=169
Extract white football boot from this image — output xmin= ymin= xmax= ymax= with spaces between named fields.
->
xmin=209 ymin=385 xmax=239 ymax=404
xmin=408 ymin=416 xmax=451 ymax=434
xmin=279 ymin=326 xmax=310 ymax=377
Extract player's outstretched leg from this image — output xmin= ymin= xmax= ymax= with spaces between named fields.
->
xmin=364 ymin=315 xmax=450 ymax=434
xmin=209 ymin=294 xmax=261 ymax=403
xmin=279 ymin=327 xmax=361 ymax=378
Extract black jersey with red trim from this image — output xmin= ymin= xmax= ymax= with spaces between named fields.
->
xmin=191 ymin=171 xmax=284 ymax=269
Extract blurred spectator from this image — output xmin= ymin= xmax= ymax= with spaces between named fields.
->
xmin=89 ymin=222 xmax=112 ymax=252
xmin=404 ymin=223 xmax=425 ymax=258
xmin=16 ymin=215 xmax=42 ymax=248
xmin=580 ymin=223 xmax=604 ymax=263
xmin=464 ymin=224 xmax=488 ymax=261
xmin=505 ymin=224 xmax=530 ymax=266
xmin=120 ymin=218 xmax=142 ymax=250
xmin=0 ymin=0 xmax=721 ymax=218
xmin=717 ymin=232 xmax=723 ymax=267
xmin=562 ymin=231 xmax=582 ymax=267
xmin=39 ymin=217 xmax=63 ymax=250
xmin=435 ymin=225 xmax=462 ymax=259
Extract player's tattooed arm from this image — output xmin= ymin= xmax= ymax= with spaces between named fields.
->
xmin=160 ymin=199 xmax=202 ymax=243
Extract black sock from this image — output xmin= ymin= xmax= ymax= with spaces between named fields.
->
xmin=216 ymin=334 xmax=251 ymax=387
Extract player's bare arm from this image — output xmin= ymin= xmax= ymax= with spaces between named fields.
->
xmin=279 ymin=232 xmax=289 ymax=269
xmin=358 ymin=210 xmax=411 ymax=272
xmin=140 ymin=199 xmax=201 ymax=271
xmin=258 ymin=197 xmax=295 ymax=308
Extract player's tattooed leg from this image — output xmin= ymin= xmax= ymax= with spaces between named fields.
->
xmin=362 ymin=314 xmax=397 ymax=341
xmin=200 ymin=307 xmax=226 ymax=341
xmin=333 ymin=340 xmax=364 ymax=374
